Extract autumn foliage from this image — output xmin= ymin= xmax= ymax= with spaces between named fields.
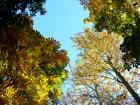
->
xmin=0 ymin=1 xmax=69 ymax=104
xmin=69 ymin=0 xmax=140 ymax=104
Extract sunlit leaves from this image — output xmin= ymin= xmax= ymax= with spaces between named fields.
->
xmin=72 ymin=28 xmax=140 ymax=104
xmin=82 ymin=0 xmax=140 ymax=67
xmin=73 ymin=29 xmax=122 ymax=72
xmin=83 ymin=0 xmax=137 ymax=35
xmin=0 ymin=24 xmax=69 ymax=104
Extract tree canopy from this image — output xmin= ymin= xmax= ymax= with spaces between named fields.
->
xmin=81 ymin=0 xmax=140 ymax=69
xmin=0 ymin=21 xmax=69 ymax=105
xmin=1 ymin=0 xmax=140 ymax=104
xmin=72 ymin=29 xmax=140 ymax=104
xmin=0 ymin=0 xmax=69 ymax=104
xmin=0 ymin=0 xmax=46 ymax=28
xmin=69 ymin=0 xmax=140 ymax=104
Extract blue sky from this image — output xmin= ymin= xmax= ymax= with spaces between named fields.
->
xmin=33 ymin=0 xmax=89 ymax=66
xmin=33 ymin=0 xmax=89 ymax=92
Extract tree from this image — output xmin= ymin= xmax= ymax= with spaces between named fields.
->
xmin=80 ymin=0 xmax=140 ymax=69
xmin=59 ymin=76 xmax=135 ymax=105
xmin=0 ymin=18 xmax=69 ymax=104
xmin=0 ymin=0 xmax=46 ymax=28
xmin=72 ymin=69 xmax=133 ymax=105
xmin=0 ymin=1 xmax=69 ymax=104
xmin=73 ymin=29 xmax=140 ymax=104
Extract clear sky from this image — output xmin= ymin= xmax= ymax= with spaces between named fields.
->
xmin=33 ymin=0 xmax=89 ymax=92
xmin=33 ymin=0 xmax=89 ymax=65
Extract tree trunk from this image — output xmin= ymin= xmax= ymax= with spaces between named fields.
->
xmin=113 ymin=68 xmax=140 ymax=104
xmin=95 ymin=85 xmax=103 ymax=105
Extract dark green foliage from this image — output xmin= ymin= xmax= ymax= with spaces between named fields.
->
xmin=121 ymin=15 xmax=140 ymax=68
xmin=0 ymin=0 xmax=46 ymax=28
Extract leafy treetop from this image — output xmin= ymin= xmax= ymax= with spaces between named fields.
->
xmin=81 ymin=0 xmax=140 ymax=69
xmin=0 ymin=23 xmax=69 ymax=105
xmin=0 ymin=0 xmax=46 ymax=28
